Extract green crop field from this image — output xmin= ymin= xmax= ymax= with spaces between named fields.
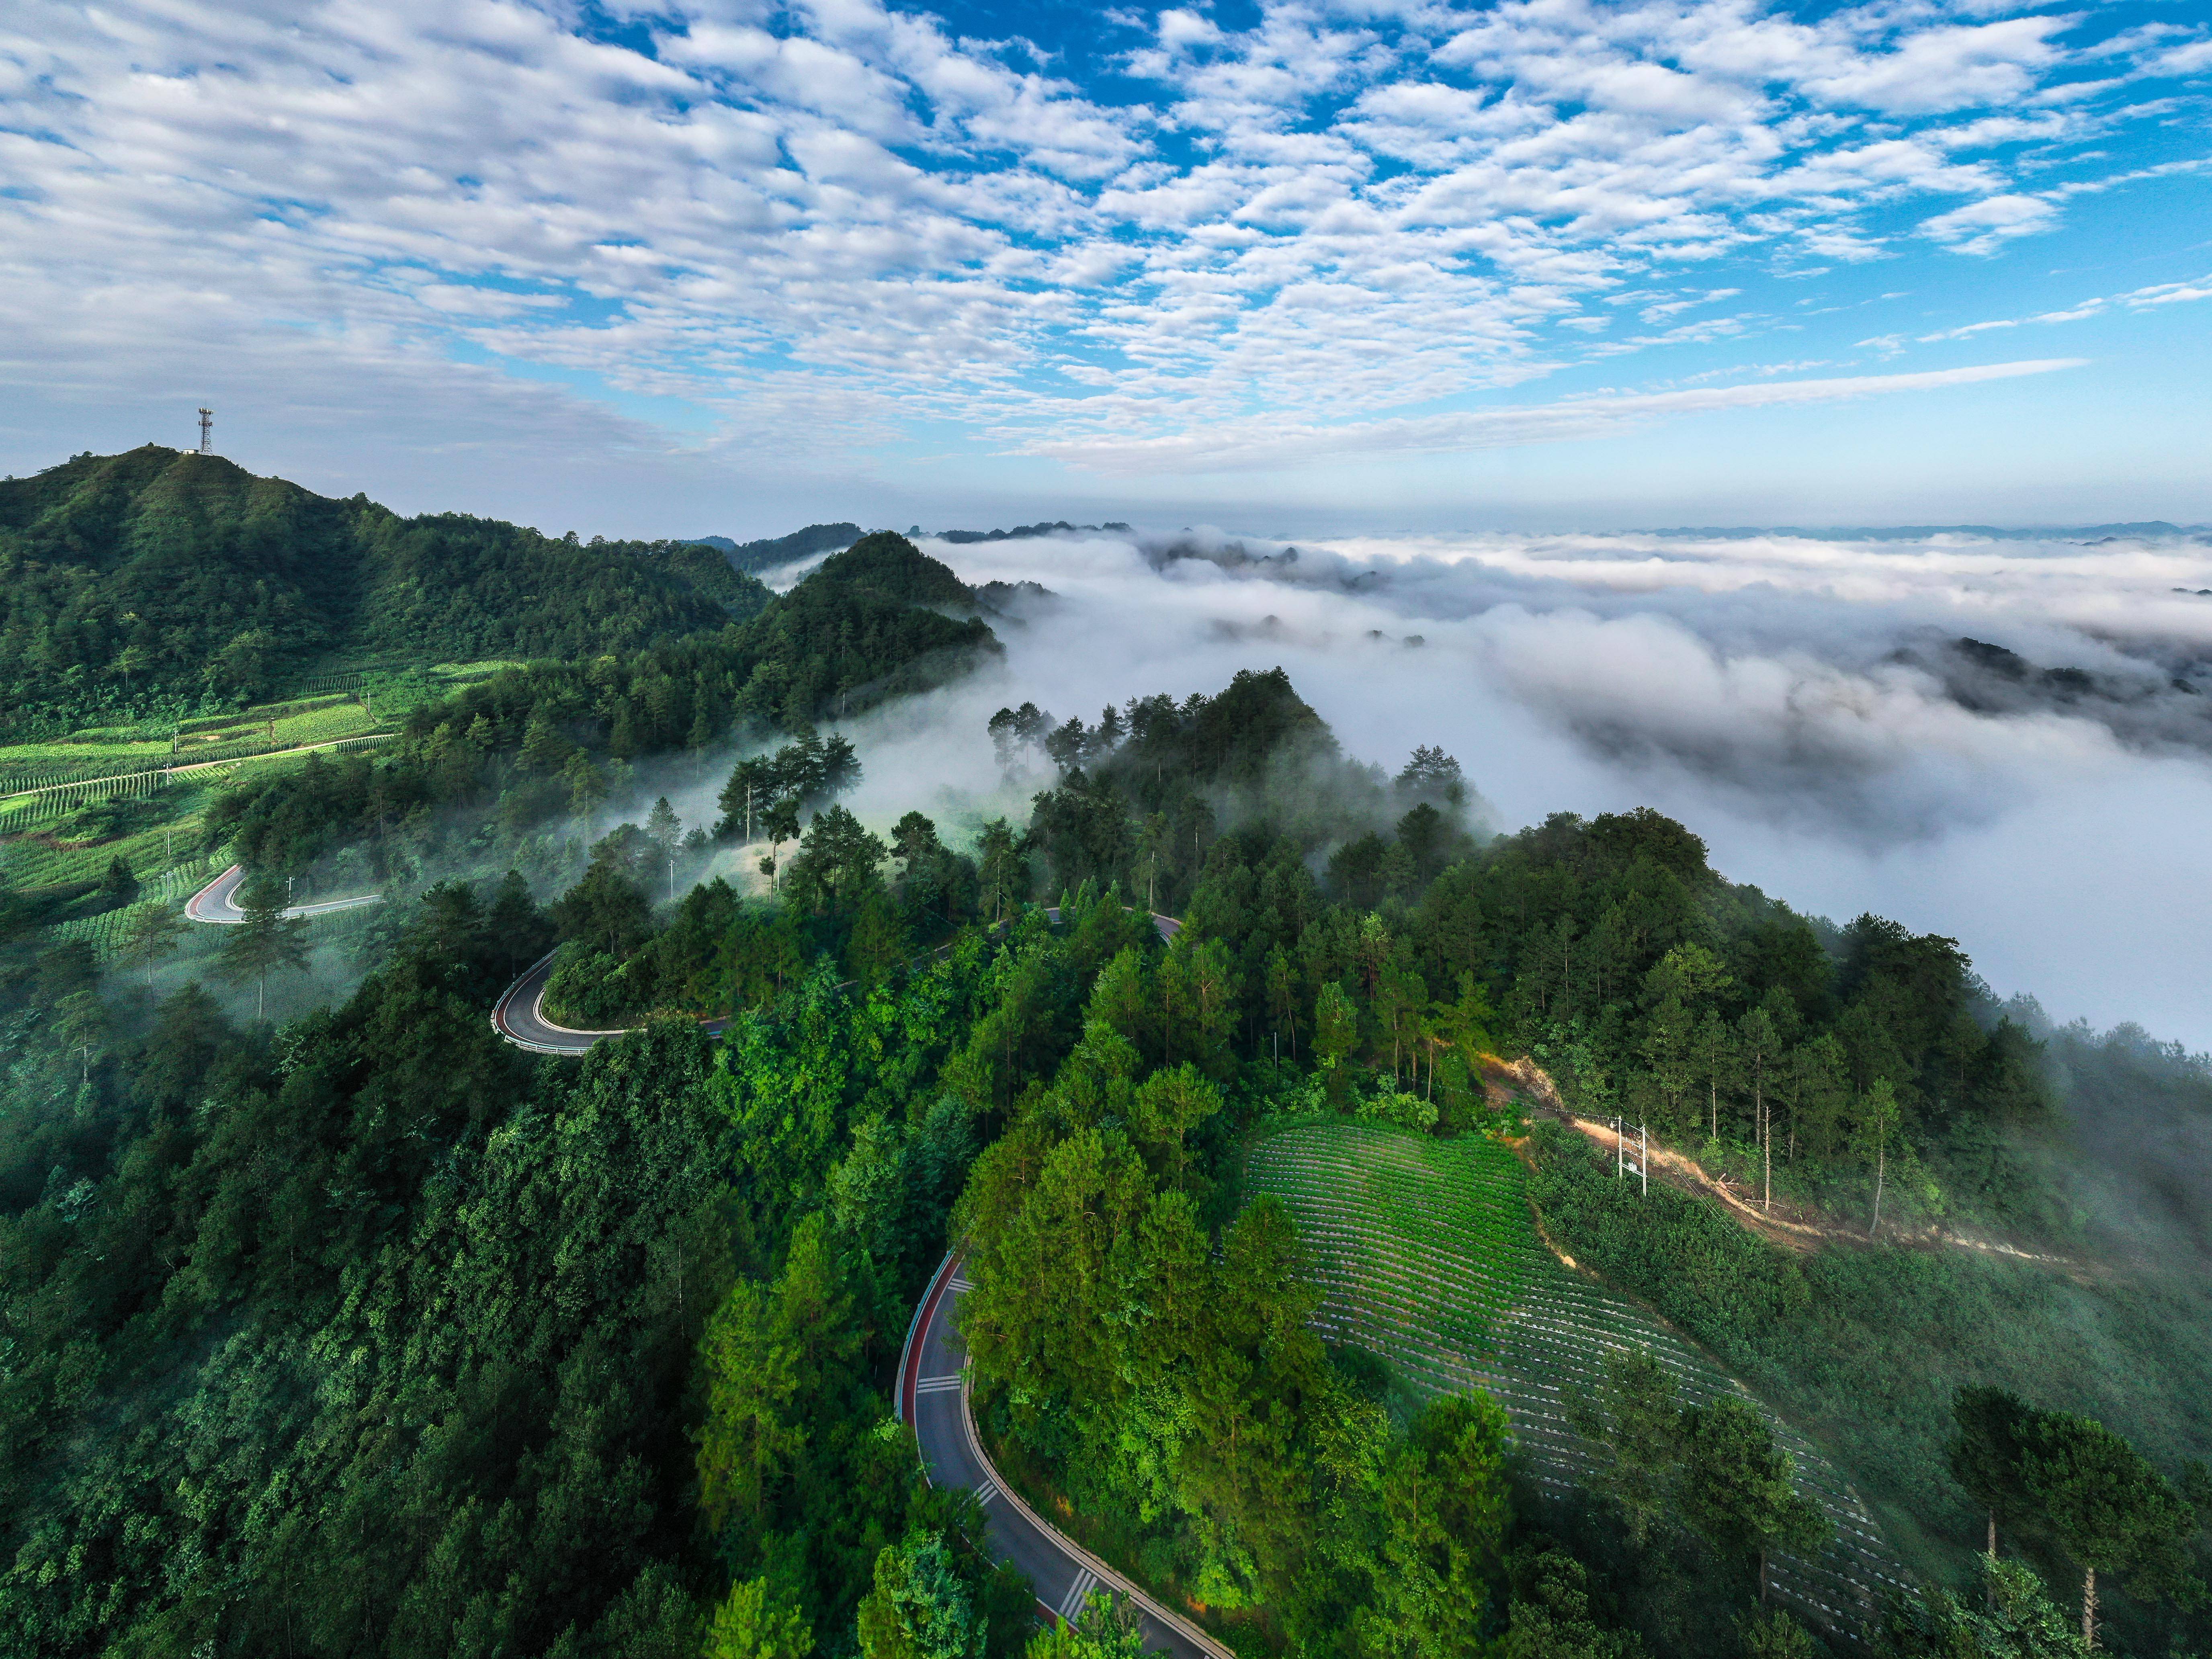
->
xmin=0 ymin=697 xmax=388 ymax=805
xmin=1245 ymin=1118 xmax=1908 ymax=1637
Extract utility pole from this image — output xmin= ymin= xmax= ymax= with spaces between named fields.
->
xmin=1613 ymin=1116 xmax=1647 ymax=1195
xmin=197 ymin=408 xmax=213 ymax=455
xmin=1762 ymin=1098 xmax=1772 ymax=1211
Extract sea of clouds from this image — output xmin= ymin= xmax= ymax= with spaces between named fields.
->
xmin=796 ymin=523 xmax=2212 ymax=1049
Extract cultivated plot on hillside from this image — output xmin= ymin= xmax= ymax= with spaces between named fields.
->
xmin=1245 ymin=1120 xmax=1908 ymax=1637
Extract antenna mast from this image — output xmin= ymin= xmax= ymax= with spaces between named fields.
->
xmin=197 ymin=408 xmax=213 ymax=455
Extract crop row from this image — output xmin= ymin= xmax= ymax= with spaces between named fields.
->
xmin=1244 ymin=1125 xmax=1911 ymax=1628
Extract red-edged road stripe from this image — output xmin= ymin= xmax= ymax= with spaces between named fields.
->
xmin=899 ymin=1249 xmax=963 ymax=1426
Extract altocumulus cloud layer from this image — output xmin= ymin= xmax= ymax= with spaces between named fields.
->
xmin=2 ymin=0 xmax=2209 ymax=518
xmin=817 ymin=524 xmax=2212 ymax=1046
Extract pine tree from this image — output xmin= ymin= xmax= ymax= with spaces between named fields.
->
xmin=1675 ymin=1396 xmax=1829 ymax=1604
xmin=217 ymin=898 xmax=311 ymax=1022
xmin=118 ymin=902 xmax=186 ymax=987
xmin=519 ymin=707 xmax=569 ymax=774
xmin=2023 ymin=1411 xmax=2201 ymax=1647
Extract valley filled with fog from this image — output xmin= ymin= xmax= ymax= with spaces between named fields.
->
xmin=801 ymin=523 xmax=2212 ymax=1048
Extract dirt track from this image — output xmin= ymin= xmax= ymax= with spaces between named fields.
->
xmin=1481 ymin=1055 xmax=2094 ymax=1274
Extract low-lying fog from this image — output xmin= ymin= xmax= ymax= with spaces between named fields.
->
xmin=796 ymin=523 xmax=2212 ymax=1050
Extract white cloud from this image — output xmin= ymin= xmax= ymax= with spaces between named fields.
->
xmin=1799 ymin=18 xmax=2067 ymax=115
xmin=1026 ymin=358 xmax=2086 ymax=473
xmin=0 ymin=0 xmax=2200 ymax=481
xmin=1919 ymin=193 xmax=2060 ymax=254
xmin=2146 ymin=39 xmax=2212 ymax=78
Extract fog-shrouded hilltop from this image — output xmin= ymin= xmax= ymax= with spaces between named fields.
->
xmin=682 ymin=522 xmax=862 ymax=574
xmin=823 ymin=520 xmax=2212 ymax=1050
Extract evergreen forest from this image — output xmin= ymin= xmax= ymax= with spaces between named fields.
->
xmin=0 ymin=448 xmax=796 ymax=738
xmin=0 ymin=475 xmax=2207 ymax=1659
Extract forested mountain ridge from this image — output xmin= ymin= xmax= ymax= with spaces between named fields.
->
xmin=2 ymin=655 xmax=2210 ymax=1657
xmin=0 ymin=447 xmax=775 ymax=735
xmin=201 ymin=532 xmax=999 ymax=882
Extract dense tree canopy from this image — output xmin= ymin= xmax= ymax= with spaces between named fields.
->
xmin=5 ymin=661 xmax=2210 ymax=1659
xmin=0 ymin=447 xmax=786 ymax=734
xmin=200 ymin=534 xmax=995 ymax=885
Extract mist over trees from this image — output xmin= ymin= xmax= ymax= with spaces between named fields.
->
xmin=199 ymin=533 xmax=996 ymax=893
xmin=5 ymin=556 xmax=2211 ymax=1659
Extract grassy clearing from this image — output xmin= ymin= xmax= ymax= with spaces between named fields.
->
xmin=1244 ymin=1118 xmax=1907 ymax=1635
xmin=171 ymin=695 xmax=371 ymax=750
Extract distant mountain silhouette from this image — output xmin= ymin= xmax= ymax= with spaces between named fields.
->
xmin=932 ymin=519 xmax=1133 ymax=543
xmin=683 ymin=522 xmax=862 ymax=572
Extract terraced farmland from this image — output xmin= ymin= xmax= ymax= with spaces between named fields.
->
xmin=1245 ymin=1119 xmax=1907 ymax=1640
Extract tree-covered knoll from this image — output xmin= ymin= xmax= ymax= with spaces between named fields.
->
xmin=0 ymin=446 xmax=780 ymax=736
xmin=990 ymin=673 xmax=2056 ymax=1242
xmin=951 ymin=669 xmax=2209 ymax=1649
xmin=989 ymin=668 xmax=1476 ymax=916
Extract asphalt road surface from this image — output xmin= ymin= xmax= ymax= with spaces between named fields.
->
xmin=897 ymin=1251 xmax=1231 ymax=1659
xmin=188 ymin=857 xmax=1206 ymax=1643
xmin=491 ymin=949 xmax=640 ymax=1055
xmin=186 ymin=863 xmax=383 ymax=924
xmin=487 ymin=906 xmax=1179 ymax=1056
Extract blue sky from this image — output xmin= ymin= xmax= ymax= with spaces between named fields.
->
xmin=2 ymin=0 xmax=2208 ymax=534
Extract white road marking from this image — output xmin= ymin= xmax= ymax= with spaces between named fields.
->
xmin=914 ymin=1374 xmax=963 ymax=1394
xmin=1059 ymin=1569 xmax=1098 ymax=1620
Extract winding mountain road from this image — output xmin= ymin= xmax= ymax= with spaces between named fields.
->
xmin=488 ymin=948 xmax=739 ymax=1055
xmin=185 ymin=862 xmax=383 ymax=924
xmin=486 ymin=903 xmax=1180 ymax=1056
xmin=492 ymin=949 xmax=631 ymax=1055
xmin=899 ymin=1251 xmax=1231 ymax=1658
xmin=183 ymin=867 xmax=1208 ymax=1648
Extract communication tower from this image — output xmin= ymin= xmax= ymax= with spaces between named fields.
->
xmin=197 ymin=408 xmax=213 ymax=455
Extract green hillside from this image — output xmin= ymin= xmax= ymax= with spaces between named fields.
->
xmin=191 ymin=531 xmax=998 ymax=884
xmin=1243 ymin=1118 xmax=1907 ymax=1630
xmin=0 ymin=447 xmax=772 ymax=735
